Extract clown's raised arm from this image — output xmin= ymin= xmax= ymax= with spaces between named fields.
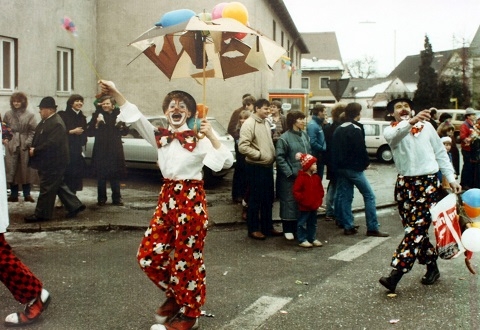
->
xmin=98 ymin=80 xmax=233 ymax=178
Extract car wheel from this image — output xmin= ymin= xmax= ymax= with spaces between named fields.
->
xmin=377 ymin=145 xmax=393 ymax=163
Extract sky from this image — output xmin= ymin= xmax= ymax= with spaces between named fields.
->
xmin=282 ymin=0 xmax=480 ymax=76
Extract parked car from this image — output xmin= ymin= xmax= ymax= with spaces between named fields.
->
xmin=359 ymin=119 xmax=393 ymax=163
xmin=84 ymin=116 xmax=236 ymax=180
xmin=435 ymin=109 xmax=480 ymax=139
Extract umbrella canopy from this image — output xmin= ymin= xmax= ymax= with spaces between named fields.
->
xmin=128 ymin=16 xmax=286 ymax=82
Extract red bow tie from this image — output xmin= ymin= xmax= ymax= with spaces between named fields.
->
xmin=154 ymin=128 xmax=197 ymax=152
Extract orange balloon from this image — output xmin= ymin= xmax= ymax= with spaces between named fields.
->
xmin=463 ymin=203 xmax=480 ymax=219
xmin=222 ymin=2 xmax=248 ymax=25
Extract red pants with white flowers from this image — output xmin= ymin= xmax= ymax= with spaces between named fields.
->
xmin=0 ymin=233 xmax=43 ymax=304
xmin=137 ymin=179 xmax=207 ymax=318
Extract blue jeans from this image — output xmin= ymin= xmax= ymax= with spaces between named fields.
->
xmin=325 ymin=178 xmax=337 ymax=217
xmin=334 ymin=169 xmax=379 ymax=231
xmin=297 ymin=211 xmax=317 ymax=243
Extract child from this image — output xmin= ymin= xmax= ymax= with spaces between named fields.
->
xmin=293 ymin=152 xmax=325 ymax=248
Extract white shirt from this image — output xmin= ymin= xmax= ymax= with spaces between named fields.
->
xmin=384 ymin=120 xmax=456 ymax=183
xmin=118 ymin=102 xmax=233 ymax=181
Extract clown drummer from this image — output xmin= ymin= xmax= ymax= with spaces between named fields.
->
xmin=98 ymin=80 xmax=233 ymax=330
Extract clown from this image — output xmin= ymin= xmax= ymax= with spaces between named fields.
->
xmin=379 ymin=98 xmax=461 ymax=294
xmin=98 ymin=80 xmax=233 ymax=330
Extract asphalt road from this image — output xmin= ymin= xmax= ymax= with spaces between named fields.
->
xmin=1 ymin=163 xmax=479 ymax=329
xmin=1 ymin=212 xmax=479 ymax=330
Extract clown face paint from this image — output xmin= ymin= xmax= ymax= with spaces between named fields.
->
xmin=392 ymin=101 xmax=412 ymax=122
xmin=165 ymin=99 xmax=191 ymax=129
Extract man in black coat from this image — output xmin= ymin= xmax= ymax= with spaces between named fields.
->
xmin=25 ymin=97 xmax=85 ymax=222
xmin=331 ymin=102 xmax=388 ymax=237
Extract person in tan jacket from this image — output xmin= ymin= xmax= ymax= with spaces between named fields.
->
xmin=238 ymin=99 xmax=282 ymax=240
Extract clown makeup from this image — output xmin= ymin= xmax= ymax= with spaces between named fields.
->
xmin=165 ymin=99 xmax=191 ymax=128
xmin=392 ymin=101 xmax=412 ymax=121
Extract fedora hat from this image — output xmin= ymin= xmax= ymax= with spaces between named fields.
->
xmin=386 ymin=98 xmax=413 ymax=113
xmin=465 ymin=107 xmax=476 ymax=115
xmin=38 ymin=96 xmax=57 ymax=109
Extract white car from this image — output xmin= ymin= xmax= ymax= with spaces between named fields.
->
xmin=359 ymin=119 xmax=393 ymax=163
xmin=84 ymin=116 xmax=236 ymax=180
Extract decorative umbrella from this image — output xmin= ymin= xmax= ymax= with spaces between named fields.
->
xmin=128 ymin=14 xmax=286 ymax=109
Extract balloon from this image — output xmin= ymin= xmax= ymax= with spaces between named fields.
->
xmin=234 ymin=32 xmax=247 ymax=40
xmin=462 ymin=188 xmax=480 ymax=208
xmin=461 ymin=227 xmax=480 ymax=252
xmin=222 ymin=2 xmax=249 ymax=25
xmin=463 ymin=203 xmax=480 ymax=220
xmin=212 ymin=2 xmax=228 ymax=19
xmin=155 ymin=9 xmax=196 ymax=27
xmin=197 ymin=12 xmax=212 ymax=22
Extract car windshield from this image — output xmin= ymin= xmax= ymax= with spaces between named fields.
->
xmin=209 ymin=119 xmax=228 ymax=136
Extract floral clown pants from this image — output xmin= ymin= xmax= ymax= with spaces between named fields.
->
xmin=391 ymin=174 xmax=440 ymax=273
xmin=137 ymin=179 xmax=207 ymax=318
xmin=0 ymin=233 xmax=43 ymax=304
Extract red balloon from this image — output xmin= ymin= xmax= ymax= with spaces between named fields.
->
xmin=234 ymin=32 xmax=247 ymax=40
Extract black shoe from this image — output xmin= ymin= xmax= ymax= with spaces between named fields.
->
xmin=24 ymin=215 xmax=48 ymax=223
xmin=112 ymin=201 xmax=124 ymax=206
xmin=421 ymin=261 xmax=440 ymax=285
xmin=344 ymin=227 xmax=358 ymax=235
xmin=97 ymin=201 xmax=106 ymax=206
xmin=66 ymin=204 xmax=86 ymax=218
xmin=379 ymin=269 xmax=404 ymax=293
xmin=366 ymin=230 xmax=390 ymax=237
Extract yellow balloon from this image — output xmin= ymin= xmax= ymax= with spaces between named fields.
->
xmin=222 ymin=2 xmax=248 ymax=25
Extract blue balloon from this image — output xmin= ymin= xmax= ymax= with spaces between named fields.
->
xmin=462 ymin=188 xmax=480 ymax=207
xmin=155 ymin=9 xmax=196 ymax=27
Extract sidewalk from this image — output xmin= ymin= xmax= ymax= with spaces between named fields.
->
xmin=6 ymin=163 xmax=398 ymax=232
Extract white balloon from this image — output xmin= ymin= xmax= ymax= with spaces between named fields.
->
xmin=461 ymin=228 xmax=480 ymax=252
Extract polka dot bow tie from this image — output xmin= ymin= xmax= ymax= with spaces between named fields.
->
xmin=154 ymin=128 xmax=197 ymax=152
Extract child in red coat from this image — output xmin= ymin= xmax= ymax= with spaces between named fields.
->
xmin=293 ymin=153 xmax=325 ymax=248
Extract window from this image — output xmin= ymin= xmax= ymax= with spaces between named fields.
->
xmin=272 ymin=20 xmax=276 ymax=41
xmin=0 ymin=36 xmax=16 ymax=92
xmin=363 ymin=124 xmax=379 ymax=136
xmin=319 ymin=76 xmax=330 ymax=89
xmin=57 ymin=47 xmax=73 ymax=93
xmin=281 ymin=31 xmax=284 ymax=47
xmin=301 ymin=77 xmax=309 ymax=89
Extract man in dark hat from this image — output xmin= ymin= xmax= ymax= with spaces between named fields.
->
xmin=98 ymin=80 xmax=233 ymax=330
xmin=380 ymin=98 xmax=461 ymax=293
xmin=459 ymin=107 xmax=478 ymax=189
xmin=25 ymin=97 xmax=85 ymax=222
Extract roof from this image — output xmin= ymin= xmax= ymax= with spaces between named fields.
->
xmin=300 ymin=32 xmax=342 ymax=60
xmin=387 ymin=48 xmax=463 ymax=83
xmin=470 ymin=25 xmax=480 ymax=56
xmin=266 ymin=0 xmax=309 ymax=54
xmin=301 ymin=58 xmax=344 ymax=71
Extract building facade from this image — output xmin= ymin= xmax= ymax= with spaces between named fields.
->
xmin=0 ymin=0 xmax=307 ymax=126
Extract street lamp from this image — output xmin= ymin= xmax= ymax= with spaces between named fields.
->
xmin=450 ymin=97 xmax=458 ymax=109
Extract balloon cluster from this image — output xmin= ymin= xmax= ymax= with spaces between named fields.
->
xmin=461 ymin=188 xmax=480 ymax=252
xmin=154 ymin=2 xmax=249 ymax=33
xmin=211 ymin=2 xmax=249 ymax=39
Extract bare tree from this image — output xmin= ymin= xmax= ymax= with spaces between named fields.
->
xmin=346 ymin=55 xmax=377 ymax=78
